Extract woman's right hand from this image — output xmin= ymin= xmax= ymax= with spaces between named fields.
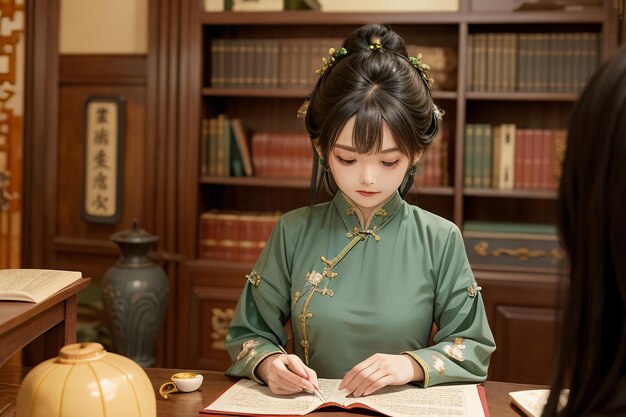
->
xmin=256 ymin=353 xmax=320 ymax=395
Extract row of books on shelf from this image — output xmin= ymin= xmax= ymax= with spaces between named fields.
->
xmin=199 ymin=210 xmax=282 ymax=262
xmin=468 ymin=32 xmax=600 ymax=93
xmin=201 ymin=115 xmax=313 ymax=178
xmin=464 ymin=124 xmax=567 ymax=191
xmin=209 ymin=39 xmax=457 ymax=91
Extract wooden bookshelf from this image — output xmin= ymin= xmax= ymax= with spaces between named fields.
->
xmin=175 ymin=0 xmax=618 ymax=383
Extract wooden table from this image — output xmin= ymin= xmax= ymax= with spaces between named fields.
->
xmin=0 ymin=366 xmax=538 ymax=416
xmin=0 ymin=278 xmax=90 ymax=367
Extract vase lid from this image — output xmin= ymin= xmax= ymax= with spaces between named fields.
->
xmin=110 ymin=219 xmax=158 ymax=244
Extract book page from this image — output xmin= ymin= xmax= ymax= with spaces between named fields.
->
xmin=0 ymin=269 xmax=82 ymax=303
xmin=343 ymin=384 xmax=486 ymax=417
xmin=203 ymin=379 xmax=323 ymax=415
xmin=204 ymin=379 xmax=486 ymax=417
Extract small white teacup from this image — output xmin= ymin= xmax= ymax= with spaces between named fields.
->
xmin=159 ymin=372 xmax=203 ymax=399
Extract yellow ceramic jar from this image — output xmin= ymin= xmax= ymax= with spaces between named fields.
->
xmin=16 ymin=342 xmax=156 ymax=417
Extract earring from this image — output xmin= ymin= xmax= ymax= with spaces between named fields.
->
xmin=408 ymin=164 xmax=417 ymax=176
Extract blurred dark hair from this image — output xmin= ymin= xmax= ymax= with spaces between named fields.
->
xmin=302 ymin=24 xmax=440 ymax=199
xmin=543 ymin=46 xmax=626 ymax=416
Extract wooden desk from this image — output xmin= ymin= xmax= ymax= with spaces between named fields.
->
xmin=0 ymin=278 xmax=90 ymax=367
xmin=0 ymin=366 xmax=539 ymax=417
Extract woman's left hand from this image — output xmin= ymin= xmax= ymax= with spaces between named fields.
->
xmin=338 ymin=353 xmax=424 ymax=397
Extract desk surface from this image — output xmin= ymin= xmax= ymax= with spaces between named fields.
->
xmin=0 ymin=366 xmax=537 ymax=417
xmin=0 ymin=278 xmax=90 ymax=366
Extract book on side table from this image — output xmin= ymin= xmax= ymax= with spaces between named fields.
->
xmin=509 ymin=389 xmax=569 ymax=417
xmin=202 ymin=378 xmax=489 ymax=417
xmin=0 ymin=269 xmax=83 ymax=303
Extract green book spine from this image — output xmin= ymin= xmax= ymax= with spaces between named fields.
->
xmin=473 ymin=124 xmax=484 ymax=188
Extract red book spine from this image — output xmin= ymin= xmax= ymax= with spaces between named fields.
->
xmin=199 ymin=211 xmax=219 ymax=259
xmin=530 ymin=129 xmax=542 ymax=189
xmin=219 ymin=212 xmax=240 ymax=261
xmin=238 ymin=214 xmax=259 ymax=263
xmin=539 ymin=129 xmax=552 ymax=189
xmin=251 ymin=133 xmax=268 ymax=176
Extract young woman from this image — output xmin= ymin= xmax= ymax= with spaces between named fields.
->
xmin=542 ymin=46 xmax=626 ymax=417
xmin=225 ymin=24 xmax=495 ymax=398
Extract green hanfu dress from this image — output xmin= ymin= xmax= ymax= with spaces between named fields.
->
xmin=225 ymin=191 xmax=495 ymax=387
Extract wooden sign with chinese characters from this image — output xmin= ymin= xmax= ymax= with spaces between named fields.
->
xmin=83 ymin=96 xmax=125 ymax=224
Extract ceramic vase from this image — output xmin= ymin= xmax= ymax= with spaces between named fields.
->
xmin=101 ymin=220 xmax=169 ymax=367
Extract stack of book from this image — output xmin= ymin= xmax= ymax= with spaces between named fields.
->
xmin=468 ymin=32 xmax=600 ymax=93
xmin=199 ymin=210 xmax=282 ymax=263
xmin=464 ymin=124 xmax=567 ymax=190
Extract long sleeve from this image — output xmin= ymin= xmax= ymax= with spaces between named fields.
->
xmin=224 ymin=215 xmax=298 ymax=383
xmin=403 ymin=225 xmax=496 ymax=387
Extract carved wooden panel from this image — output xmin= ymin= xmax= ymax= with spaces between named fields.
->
xmin=0 ymin=1 xmax=25 ymax=269
xmin=189 ymin=286 xmax=241 ymax=371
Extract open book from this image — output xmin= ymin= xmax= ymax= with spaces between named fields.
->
xmin=202 ymin=378 xmax=489 ymax=417
xmin=509 ymin=389 xmax=569 ymax=417
xmin=0 ymin=269 xmax=83 ymax=303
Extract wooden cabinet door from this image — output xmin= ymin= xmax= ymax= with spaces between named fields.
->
xmin=477 ymin=271 xmax=562 ymax=384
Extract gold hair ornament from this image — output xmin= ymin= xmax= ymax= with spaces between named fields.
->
xmin=409 ymin=53 xmax=434 ymax=87
xmin=315 ymin=47 xmax=348 ymax=76
xmin=298 ymin=47 xmax=347 ymax=118
xmin=297 ymin=94 xmax=311 ymax=118
xmin=369 ymin=40 xmax=383 ymax=50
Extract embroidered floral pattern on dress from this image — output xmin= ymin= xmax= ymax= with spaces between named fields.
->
xmin=444 ymin=338 xmax=466 ymax=362
xmin=246 ymin=270 xmax=261 ymax=287
xmin=467 ymin=282 xmax=482 ymax=297
xmin=433 ymin=354 xmax=446 ymax=375
xmin=236 ymin=339 xmax=259 ymax=361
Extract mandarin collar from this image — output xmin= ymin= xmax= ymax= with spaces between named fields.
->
xmin=333 ymin=190 xmax=404 ymax=231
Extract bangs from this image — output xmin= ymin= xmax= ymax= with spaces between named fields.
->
xmin=321 ymin=88 xmax=419 ymax=158
xmin=352 ymin=99 xmax=385 ymax=154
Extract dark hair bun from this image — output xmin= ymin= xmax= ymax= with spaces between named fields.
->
xmin=342 ymin=24 xmax=408 ymax=57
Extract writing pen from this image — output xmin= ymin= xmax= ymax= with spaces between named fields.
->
xmin=277 ymin=345 xmax=325 ymax=402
